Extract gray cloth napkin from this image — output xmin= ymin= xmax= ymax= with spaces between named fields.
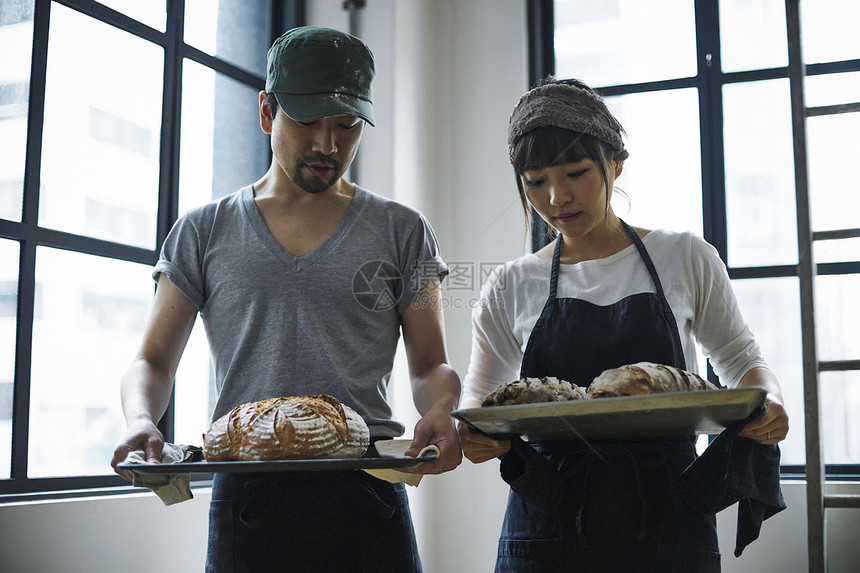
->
xmin=124 ymin=443 xmax=203 ymax=505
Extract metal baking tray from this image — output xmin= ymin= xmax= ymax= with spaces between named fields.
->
xmin=118 ymin=440 xmax=437 ymax=475
xmin=452 ymin=388 xmax=766 ymax=441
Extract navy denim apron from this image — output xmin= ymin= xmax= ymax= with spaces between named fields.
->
xmin=206 ymin=463 xmax=421 ymax=572
xmin=495 ymin=222 xmax=720 ymax=572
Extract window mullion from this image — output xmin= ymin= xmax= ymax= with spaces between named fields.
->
xmin=153 ymin=0 xmax=187 ymax=444
xmin=274 ymin=0 xmax=306 ymax=39
xmin=7 ymin=0 xmax=54 ymax=489
xmin=158 ymin=0 xmax=183 ymax=241
xmin=694 ymin=0 xmax=728 ymax=263
xmin=527 ymin=0 xmax=554 ymax=252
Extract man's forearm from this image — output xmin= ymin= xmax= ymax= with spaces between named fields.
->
xmin=411 ymin=363 xmax=461 ymax=415
xmin=120 ymin=359 xmax=175 ymax=424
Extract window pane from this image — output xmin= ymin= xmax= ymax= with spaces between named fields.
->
xmin=801 ymin=0 xmax=860 ymax=65
xmin=554 ymin=0 xmax=696 ymax=87
xmin=719 ymin=0 xmax=787 ymax=73
xmin=731 ymin=277 xmax=805 ymax=466
xmin=173 ymin=323 xmax=213 ymax=446
xmin=39 ymin=5 xmax=163 ymax=249
xmin=0 ymin=239 xmax=19 ymax=478
xmin=96 ymin=0 xmax=166 ymax=32
xmin=805 ymin=71 xmax=860 ymax=108
xmin=821 ymin=371 xmax=860 ymax=465
xmin=814 ymin=238 xmax=860 ymax=266
xmin=28 ymin=247 xmax=153 ymax=477
xmin=807 ymin=112 xmax=860 ymax=235
xmin=723 ymin=79 xmax=797 ymax=267
xmin=815 ymin=274 xmax=860 ymax=363
xmin=0 ymin=0 xmax=34 ymax=222
xmin=807 ymin=76 xmax=860 ymax=261
xmin=179 ymin=60 xmax=270 ymax=215
xmin=605 ymin=89 xmax=703 ymax=234
xmin=184 ymin=0 xmax=271 ymax=76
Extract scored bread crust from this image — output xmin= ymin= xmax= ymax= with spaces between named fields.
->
xmin=586 ymin=362 xmax=717 ymax=398
xmin=481 ymin=376 xmax=588 ymax=407
xmin=203 ymin=395 xmax=370 ymax=461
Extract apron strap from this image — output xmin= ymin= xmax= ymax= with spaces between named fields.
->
xmin=621 ymin=220 xmax=667 ymax=298
xmin=620 ymin=220 xmax=686 ymax=371
xmin=517 ymin=234 xmax=563 ymax=379
xmin=548 ymin=232 xmax=564 ymax=300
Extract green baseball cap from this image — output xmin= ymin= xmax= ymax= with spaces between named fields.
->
xmin=265 ymin=26 xmax=375 ymax=126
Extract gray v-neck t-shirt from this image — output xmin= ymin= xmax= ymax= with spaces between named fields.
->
xmin=153 ymin=185 xmax=448 ymax=437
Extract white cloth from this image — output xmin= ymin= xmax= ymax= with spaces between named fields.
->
xmin=363 ymin=439 xmax=440 ymax=487
xmin=462 ymin=229 xmax=769 ymax=404
xmin=124 ymin=443 xmax=202 ymax=505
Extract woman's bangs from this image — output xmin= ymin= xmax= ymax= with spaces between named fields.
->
xmin=515 ymin=127 xmax=592 ymax=173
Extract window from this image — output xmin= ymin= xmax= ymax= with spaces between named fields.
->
xmin=539 ymin=0 xmax=860 ymax=475
xmin=1 ymin=0 xmax=303 ymax=498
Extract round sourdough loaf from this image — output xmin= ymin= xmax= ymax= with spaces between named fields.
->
xmin=587 ymin=362 xmax=718 ymax=398
xmin=203 ymin=395 xmax=369 ymax=461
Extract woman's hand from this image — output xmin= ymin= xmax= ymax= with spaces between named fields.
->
xmin=458 ymin=422 xmax=510 ymax=463
xmin=737 ymin=367 xmax=789 ymax=444
xmin=740 ymin=394 xmax=789 ymax=444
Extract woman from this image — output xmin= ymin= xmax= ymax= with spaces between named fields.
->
xmin=459 ymin=78 xmax=789 ymax=572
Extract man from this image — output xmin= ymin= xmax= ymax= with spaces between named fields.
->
xmin=111 ymin=26 xmax=461 ymax=572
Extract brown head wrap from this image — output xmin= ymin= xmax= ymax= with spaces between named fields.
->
xmin=507 ymin=83 xmax=628 ymax=162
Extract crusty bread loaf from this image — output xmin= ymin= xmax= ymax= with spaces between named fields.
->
xmin=482 ymin=376 xmax=588 ymax=407
xmin=587 ymin=362 xmax=717 ymax=398
xmin=203 ymin=395 xmax=369 ymax=461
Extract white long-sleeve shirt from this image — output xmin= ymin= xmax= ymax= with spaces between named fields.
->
xmin=462 ymin=229 xmax=768 ymax=404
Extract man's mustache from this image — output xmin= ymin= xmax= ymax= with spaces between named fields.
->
xmin=300 ymin=154 xmax=340 ymax=171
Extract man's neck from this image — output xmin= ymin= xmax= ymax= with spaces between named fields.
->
xmin=252 ymin=167 xmax=355 ymax=204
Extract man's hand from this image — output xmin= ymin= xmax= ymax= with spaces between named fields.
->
xmin=110 ymin=418 xmax=165 ymax=481
xmin=400 ymin=398 xmax=462 ymax=475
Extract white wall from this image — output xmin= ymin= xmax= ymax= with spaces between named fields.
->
xmin=0 ymin=490 xmax=211 ymax=572
xmin=1 ymin=2 xmax=858 ymax=572
xmin=382 ymin=2 xmax=529 ymax=571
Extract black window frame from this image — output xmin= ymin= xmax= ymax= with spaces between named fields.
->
xmin=528 ymin=0 xmax=860 ymax=479
xmin=0 ymin=0 xmax=305 ymax=501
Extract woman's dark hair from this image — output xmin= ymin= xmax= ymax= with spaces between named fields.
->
xmin=511 ymin=77 xmax=627 ymax=238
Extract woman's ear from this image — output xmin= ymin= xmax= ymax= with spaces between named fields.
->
xmin=614 ymin=159 xmax=624 ymax=178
